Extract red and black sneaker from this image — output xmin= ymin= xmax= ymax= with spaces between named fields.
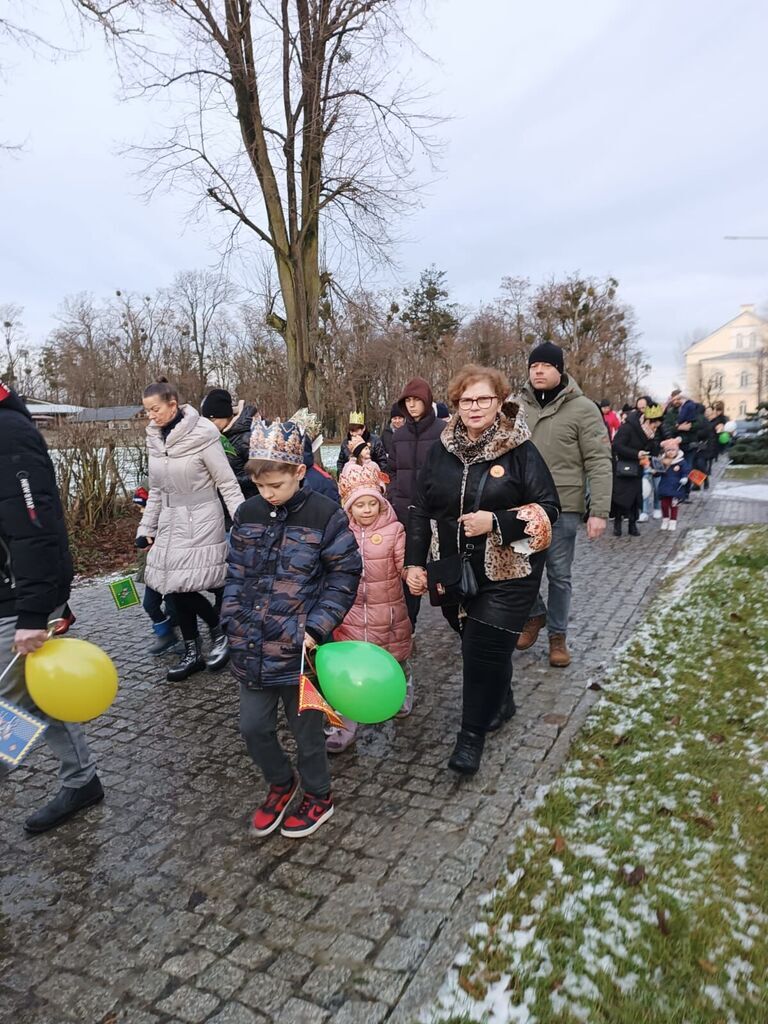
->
xmin=250 ymin=777 xmax=298 ymax=837
xmin=280 ymin=792 xmax=334 ymax=838
xmin=51 ymin=604 xmax=77 ymax=636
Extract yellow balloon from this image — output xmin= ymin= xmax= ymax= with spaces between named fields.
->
xmin=26 ymin=638 xmax=118 ymax=722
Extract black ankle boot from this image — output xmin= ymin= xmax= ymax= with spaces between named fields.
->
xmin=205 ymin=624 xmax=229 ymax=671
xmin=167 ymin=637 xmax=205 ymax=681
xmin=24 ymin=775 xmax=104 ymax=834
xmin=486 ymin=688 xmax=517 ymax=733
xmin=613 ymin=517 xmax=622 ymax=537
xmin=448 ymin=729 xmax=485 ymax=775
xmin=628 ymin=517 xmax=640 ymax=537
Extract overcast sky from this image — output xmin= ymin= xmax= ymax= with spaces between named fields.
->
xmin=3 ymin=0 xmax=768 ymax=400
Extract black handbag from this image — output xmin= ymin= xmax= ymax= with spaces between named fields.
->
xmin=427 ymin=467 xmax=490 ymax=607
xmin=615 ymin=460 xmax=640 ymax=478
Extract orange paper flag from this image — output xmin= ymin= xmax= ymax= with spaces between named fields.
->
xmin=688 ymin=469 xmax=707 ymax=488
xmin=298 ymin=673 xmax=344 ymax=727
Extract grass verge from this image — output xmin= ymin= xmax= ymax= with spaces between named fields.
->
xmin=430 ymin=526 xmax=768 ymax=1024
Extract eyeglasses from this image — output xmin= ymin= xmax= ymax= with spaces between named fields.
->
xmin=458 ymin=396 xmax=497 ymax=410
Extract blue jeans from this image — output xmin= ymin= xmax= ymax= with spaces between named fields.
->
xmin=642 ymin=471 xmax=660 ymax=518
xmin=529 ymin=512 xmax=581 ymax=637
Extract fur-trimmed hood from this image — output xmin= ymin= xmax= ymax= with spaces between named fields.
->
xmin=440 ymin=402 xmax=531 ymax=464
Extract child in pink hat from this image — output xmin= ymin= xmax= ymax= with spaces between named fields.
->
xmin=657 ymin=437 xmax=690 ymax=531
xmin=327 ymin=462 xmax=414 ymax=752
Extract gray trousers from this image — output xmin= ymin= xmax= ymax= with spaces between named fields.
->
xmin=240 ymin=684 xmax=331 ymax=797
xmin=0 ymin=614 xmax=97 ymax=788
xmin=529 ymin=512 xmax=582 ymax=637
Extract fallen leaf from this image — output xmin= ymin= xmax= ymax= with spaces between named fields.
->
xmin=709 ymin=733 xmax=726 ymax=745
xmin=657 ymin=805 xmax=674 ymax=817
xmin=619 ymin=865 xmax=647 ymax=887
xmin=757 ymin=805 xmax=766 ymax=814
xmin=589 ymin=799 xmax=609 ymax=817
xmin=552 ymin=834 xmax=567 ymax=854
xmin=458 ymin=972 xmax=486 ymax=999
xmin=709 ymin=790 xmax=721 ymax=805
xmin=667 ymin=714 xmax=681 ymax=727
xmin=587 ymin=681 xmax=604 ymax=691
xmin=101 ymin=1015 xmax=119 ymax=1024
xmin=698 ymin=958 xmax=718 ymax=975
xmin=612 ymin=734 xmax=630 ymax=747
xmin=656 ymin=908 xmax=670 ymax=935
xmin=691 ymin=815 xmax=716 ymax=832
xmin=593 ymin=754 xmax=608 ymax=767
xmin=729 ymin=611 xmax=743 ymax=621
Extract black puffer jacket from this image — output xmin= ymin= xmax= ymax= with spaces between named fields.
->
xmin=222 ymin=404 xmax=258 ymax=500
xmin=0 ymin=385 xmax=73 ymax=629
xmin=406 ymin=408 xmax=560 ymax=632
xmin=388 ymin=382 xmax=446 ymax=524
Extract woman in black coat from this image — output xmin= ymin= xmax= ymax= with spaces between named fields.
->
xmin=611 ymin=408 xmax=662 ymax=535
xmin=405 ymin=365 xmax=560 ymax=776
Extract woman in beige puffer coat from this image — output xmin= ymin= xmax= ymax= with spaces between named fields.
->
xmin=137 ymin=380 xmax=244 ymax=681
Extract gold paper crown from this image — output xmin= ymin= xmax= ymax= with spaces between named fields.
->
xmin=291 ymin=408 xmax=322 ymax=440
xmin=644 ymin=404 xmax=664 ymax=420
xmin=248 ymin=418 xmax=305 ymax=465
xmin=349 ymin=411 xmax=365 ymax=426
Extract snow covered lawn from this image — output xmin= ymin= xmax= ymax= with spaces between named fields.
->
xmin=429 ymin=526 xmax=768 ymax=1024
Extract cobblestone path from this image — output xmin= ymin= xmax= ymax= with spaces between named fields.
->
xmin=2 ymin=470 xmax=767 ymax=1024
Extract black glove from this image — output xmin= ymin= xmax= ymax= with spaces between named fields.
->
xmin=135 ymin=535 xmax=152 ymax=549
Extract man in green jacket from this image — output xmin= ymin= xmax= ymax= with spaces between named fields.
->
xmin=517 ymin=343 xmax=613 ymax=667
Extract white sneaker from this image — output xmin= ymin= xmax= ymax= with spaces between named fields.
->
xmin=668 ymin=520 xmax=677 ymax=531
xmin=653 ymin=509 xmax=662 ymax=519
xmin=660 ymin=519 xmax=669 ymax=531
xmin=638 ymin=513 xmax=649 ymax=522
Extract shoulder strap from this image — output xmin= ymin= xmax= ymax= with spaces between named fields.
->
xmin=472 ymin=466 xmax=491 ymax=512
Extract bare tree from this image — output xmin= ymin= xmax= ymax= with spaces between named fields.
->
xmin=1 ymin=302 xmax=28 ymax=388
xmin=71 ymin=1 xmax=439 ymax=408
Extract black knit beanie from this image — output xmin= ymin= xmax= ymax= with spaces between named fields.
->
xmin=389 ymin=402 xmax=402 ymax=419
xmin=528 ymin=342 xmax=564 ymax=374
xmin=201 ymin=388 xmax=234 ymax=420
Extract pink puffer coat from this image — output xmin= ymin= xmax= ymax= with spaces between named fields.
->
xmin=333 ymin=499 xmax=412 ymax=663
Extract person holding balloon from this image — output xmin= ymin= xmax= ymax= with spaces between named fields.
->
xmin=324 ymin=461 xmax=414 ymax=753
xmin=404 ymin=364 xmax=560 ymax=776
xmin=222 ymin=419 xmax=362 ymax=839
xmin=0 ymin=381 xmax=104 ymax=834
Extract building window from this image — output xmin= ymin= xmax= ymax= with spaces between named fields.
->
xmin=736 ymin=334 xmax=744 ymax=348
xmin=750 ymin=332 xmax=757 ymax=347
xmin=711 ymin=371 xmax=723 ymax=389
xmin=739 ymin=401 xmax=747 ymax=416
xmin=740 ymin=371 xmax=750 ymax=387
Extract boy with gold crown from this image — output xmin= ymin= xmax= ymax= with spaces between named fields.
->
xmin=222 ymin=419 xmax=361 ymax=838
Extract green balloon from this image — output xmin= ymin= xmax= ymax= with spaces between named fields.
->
xmin=315 ymin=641 xmax=406 ymax=724
xmin=718 ymin=431 xmax=731 ymax=445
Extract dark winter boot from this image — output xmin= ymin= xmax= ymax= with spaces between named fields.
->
xmin=448 ymin=729 xmax=485 ymax=776
xmin=613 ymin=517 xmax=622 ymax=537
xmin=205 ymin=624 xmax=230 ymax=672
xmin=486 ymin=687 xmax=517 ymax=733
xmin=628 ymin=516 xmax=640 ymax=537
xmin=149 ymin=617 xmax=179 ymax=656
xmin=167 ymin=637 xmax=205 ymax=681
xmin=24 ymin=775 xmax=104 ymax=835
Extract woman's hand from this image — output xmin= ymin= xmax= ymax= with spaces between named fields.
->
xmin=405 ymin=566 xmax=428 ymax=596
xmin=459 ymin=511 xmax=494 ymax=538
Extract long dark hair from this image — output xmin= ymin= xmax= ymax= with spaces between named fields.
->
xmin=142 ymin=377 xmax=180 ymax=404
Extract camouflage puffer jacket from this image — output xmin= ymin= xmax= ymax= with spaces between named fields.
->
xmin=222 ymin=487 xmax=361 ymax=689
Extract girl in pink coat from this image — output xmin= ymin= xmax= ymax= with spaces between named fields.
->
xmin=326 ymin=462 xmax=414 ymax=752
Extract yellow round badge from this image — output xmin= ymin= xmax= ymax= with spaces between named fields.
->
xmin=490 ymin=465 xmax=505 ymax=478
xmin=370 ymin=534 xmax=383 ymax=545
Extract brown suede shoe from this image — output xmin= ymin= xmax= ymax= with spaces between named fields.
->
xmin=516 ymin=614 xmax=546 ymax=651
xmin=549 ymin=634 xmax=572 ymax=667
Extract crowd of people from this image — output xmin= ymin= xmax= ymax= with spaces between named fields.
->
xmin=2 ymin=344 xmax=728 ymax=839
